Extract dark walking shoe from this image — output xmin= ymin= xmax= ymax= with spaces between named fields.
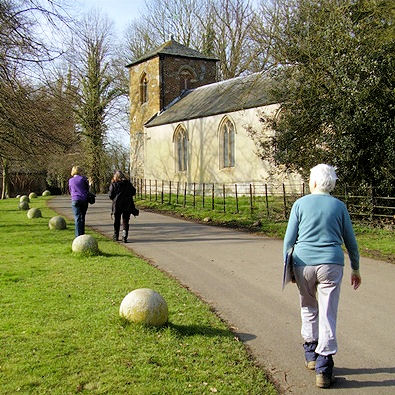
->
xmin=122 ymin=230 xmax=128 ymax=243
xmin=315 ymin=354 xmax=334 ymax=388
xmin=306 ymin=360 xmax=316 ymax=370
xmin=112 ymin=233 xmax=119 ymax=241
xmin=303 ymin=341 xmax=318 ymax=370
xmin=316 ymin=373 xmax=334 ymax=388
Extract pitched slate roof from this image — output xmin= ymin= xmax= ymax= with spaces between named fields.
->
xmin=146 ymin=72 xmax=276 ymax=128
xmin=126 ymin=39 xmax=218 ymax=68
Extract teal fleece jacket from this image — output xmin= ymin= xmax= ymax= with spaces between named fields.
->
xmin=283 ymin=193 xmax=359 ymax=270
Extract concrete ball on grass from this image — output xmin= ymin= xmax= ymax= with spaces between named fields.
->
xmin=16 ymin=195 xmax=21 ymax=199
xmin=18 ymin=201 xmax=29 ymax=210
xmin=29 ymin=192 xmax=37 ymax=199
xmin=27 ymin=208 xmax=42 ymax=219
xmin=20 ymin=195 xmax=29 ymax=203
xmin=49 ymin=216 xmax=67 ymax=230
xmin=119 ymin=288 xmax=168 ymax=327
xmin=72 ymin=234 xmax=99 ymax=255
xmin=42 ymin=190 xmax=51 ymax=197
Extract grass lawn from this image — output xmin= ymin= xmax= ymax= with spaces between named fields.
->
xmin=0 ymin=197 xmax=277 ymax=394
xmin=134 ymin=198 xmax=395 ymax=263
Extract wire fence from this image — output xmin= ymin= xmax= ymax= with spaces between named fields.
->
xmin=132 ymin=178 xmax=395 ymax=223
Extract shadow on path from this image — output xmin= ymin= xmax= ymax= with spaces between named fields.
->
xmin=334 ymin=366 xmax=395 ymax=389
xmin=168 ymin=323 xmax=256 ymax=341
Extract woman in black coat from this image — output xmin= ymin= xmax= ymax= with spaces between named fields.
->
xmin=108 ymin=171 xmax=138 ymax=242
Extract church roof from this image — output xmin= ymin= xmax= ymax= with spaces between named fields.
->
xmin=146 ymin=72 xmax=276 ymax=127
xmin=126 ymin=39 xmax=218 ymax=67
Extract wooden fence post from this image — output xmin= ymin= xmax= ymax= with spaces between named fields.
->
xmin=161 ymin=180 xmax=164 ymax=204
xmin=223 ymin=184 xmax=226 ymax=213
xmin=149 ymin=179 xmax=152 ymax=201
xmin=155 ymin=180 xmax=158 ymax=201
xmin=212 ymin=183 xmax=215 ymax=210
xmin=183 ymin=182 xmax=187 ymax=207
xmin=282 ymin=183 xmax=287 ymax=219
xmin=235 ymin=184 xmax=239 ymax=213
xmin=249 ymin=184 xmax=253 ymax=215
xmin=144 ymin=179 xmax=147 ymax=199
xmin=202 ymin=183 xmax=205 ymax=208
xmin=345 ymin=184 xmax=349 ymax=209
xmin=176 ymin=181 xmax=179 ymax=204
xmin=169 ymin=181 xmax=172 ymax=204
xmin=265 ymin=183 xmax=269 ymax=217
xmin=193 ymin=182 xmax=196 ymax=208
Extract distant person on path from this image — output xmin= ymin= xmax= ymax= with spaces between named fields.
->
xmin=68 ymin=166 xmax=89 ymax=237
xmin=283 ymin=164 xmax=361 ymax=389
xmin=109 ymin=170 xmax=137 ymax=243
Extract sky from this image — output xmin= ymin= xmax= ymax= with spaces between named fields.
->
xmin=73 ymin=0 xmax=147 ymax=36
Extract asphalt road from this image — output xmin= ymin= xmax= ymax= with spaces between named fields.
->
xmin=49 ymin=195 xmax=395 ymax=394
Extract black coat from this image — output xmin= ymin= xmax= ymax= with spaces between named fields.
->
xmin=109 ymin=180 xmax=136 ymax=215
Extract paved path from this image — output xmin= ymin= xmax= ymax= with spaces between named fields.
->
xmin=49 ymin=195 xmax=395 ymax=394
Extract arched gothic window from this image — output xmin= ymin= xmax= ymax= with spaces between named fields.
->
xmin=219 ymin=117 xmax=235 ymax=168
xmin=139 ymin=73 xmax=148 ymax=104
xmin=178 ymin=66 xmax=196 ymax=94
xmin=173 ymin=125 xmax=188 ymax=172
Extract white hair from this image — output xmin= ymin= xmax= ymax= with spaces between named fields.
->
xmin=310 ymin=164 xmax=338 ymax=193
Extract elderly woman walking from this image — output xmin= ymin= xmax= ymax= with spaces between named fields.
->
xmin=68 ymin=165 xmax=89 ymax=237
xmin=109 ymin=170 xmax=137 ymax=243
xmin=283 ymin=164 xmax=361 ymax=388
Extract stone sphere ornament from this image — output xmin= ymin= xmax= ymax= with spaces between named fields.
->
xmin=18 ymin=201 xmax=29 ymax=210
xmin=16 ymin=195 xmax=21 ymax=199
xmin=20 ymin=195 xmax=29 ymax=203
xmin=29 ymin=192 xmax=37 ymax=199
xmin=42 ymin=190 xmax=51 ymax=196
xmin=49 ymin=216 xmax=67 ymax=230
xmin=27 ymin=208 xmax=42 ymax=219
xmin=72 ymin=234 xmax=99 ymax=255
xmin=119 ymin=288 xmax=168 ymax=326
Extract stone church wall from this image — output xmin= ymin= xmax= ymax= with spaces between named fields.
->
xmin=128 ymin=57 xmax=161 ymax=178
xmin=160 ymin=57 xmax=217 ymax=108
xmin=143 ymin=104 xmax=303 ymax=189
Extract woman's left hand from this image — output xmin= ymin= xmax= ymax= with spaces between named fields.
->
xmin=351 ymin=270 xmax=361 ymax=290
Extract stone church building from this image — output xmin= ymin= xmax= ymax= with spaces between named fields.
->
xmin=126 ymin=39 xmax=302 ymax=190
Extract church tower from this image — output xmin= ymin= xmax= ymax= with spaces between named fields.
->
xmin=126 ymin=39 xmax=218 ymax=178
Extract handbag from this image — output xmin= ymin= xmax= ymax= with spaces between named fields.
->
xmin=87 ymin=192 xmax=96 ymax=205
xmin=131 ymin=207 xmax=139 ymax=217
xmin=282 ymin=246 xmax=295 ymax=290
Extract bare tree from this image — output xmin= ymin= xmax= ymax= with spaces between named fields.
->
xmin=123 ymin=0 xmax=261 ymax=79
xmin=71 ymin=11 xmax=122 ymax=193
xmin=249 ymin=0 xmax=283 ymax=72
xmin=209 ymin=0 xmax=258 ymax=78
xmin=0 ymin=0 xmax=74 ymax=198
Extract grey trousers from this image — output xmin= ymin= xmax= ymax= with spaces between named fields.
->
xmin=294 ymin=264 xmax=344 ymax=356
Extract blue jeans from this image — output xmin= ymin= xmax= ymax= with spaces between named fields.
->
xmin=72 ymin=200 xmax=88 ymax=237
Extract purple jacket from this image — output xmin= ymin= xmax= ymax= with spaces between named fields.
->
xmin=69 ymin=175 xmax=89 ymax=201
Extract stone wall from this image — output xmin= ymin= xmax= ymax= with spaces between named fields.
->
xmin=160 ymin=56 xmax=217 ymax=108
xmin=128 ymin=54 xmax=217 ymax=178
xmin=143 ymin=104 xmax=303 ymax=189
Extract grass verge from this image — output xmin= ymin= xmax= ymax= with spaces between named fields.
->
xmin=134 ymin=198 xmax=395 ymax=263
xmin=0 ymin=197 xmax=277 ymax=394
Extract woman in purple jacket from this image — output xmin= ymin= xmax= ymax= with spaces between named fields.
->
xmin=68 ymin=166 xmax=89 ymax=237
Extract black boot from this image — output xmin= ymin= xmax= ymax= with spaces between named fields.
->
xmin=113 ymin=231 xmax=119 ymax=241
xmin=122 ymin=229 xmax=128 ymax=243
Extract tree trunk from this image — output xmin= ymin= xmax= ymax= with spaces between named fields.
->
xmin=1 ymin=157 xmax=10 ymax=199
